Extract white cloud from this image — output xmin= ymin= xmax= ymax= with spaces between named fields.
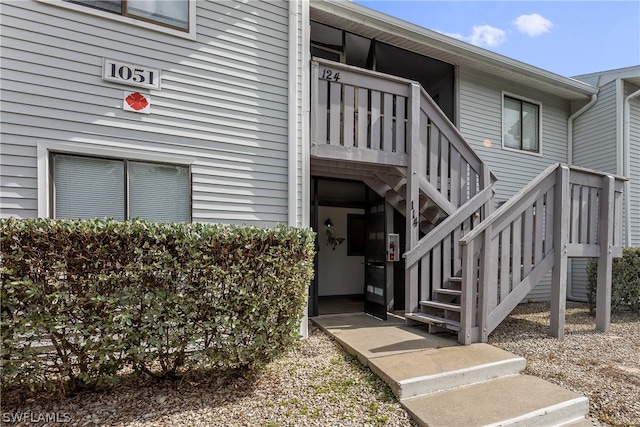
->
xmin=469 ymin=25 xmax=507 ymax=47
xmin=438 ymin=25 xmax=507 ymax=48
xmin=514 ymin=13 xmax=554 ymax=37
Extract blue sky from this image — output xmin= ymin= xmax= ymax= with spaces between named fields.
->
xmin=353 ymin=1 xmax=640 ymax=78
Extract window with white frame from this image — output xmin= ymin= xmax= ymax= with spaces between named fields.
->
xmin=52 ymin=153 xmax=191 ymax=222
xmin=65 ymin=0 xmax=189 ymax=31
xmin=503 ymin=95 xmax=540 ymax=153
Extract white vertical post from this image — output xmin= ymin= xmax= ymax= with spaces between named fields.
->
xmin=405 ymin=83 xmax=421 ymax=316
xmin=460 ymin=238 xmax=475 ymax=344
xmin=480 ymin=163 xmax=494 ymax=217
xmin=551 ymin=165 xmax=570 ymax=339
xmin=310 ymin=61 xmax=321 ymax=147
xmin=596 ymin=175 xmax=615 ymax=332
xmin=479 ymin=227 xmax=495 ymax=342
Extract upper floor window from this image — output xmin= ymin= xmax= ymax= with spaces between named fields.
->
xmin=66 ymin=0 xmax=189 ymax=31
xmin=503 ymin=94 xmax=541 ymax=154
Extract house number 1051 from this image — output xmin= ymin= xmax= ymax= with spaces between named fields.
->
xmin=102 ymin=58 xmax=161 ymax=90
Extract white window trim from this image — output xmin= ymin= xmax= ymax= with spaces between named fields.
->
xmin=501 ymin=91 xmax=543 ymax=157
xmin=38 ymin=0 xmax=197 ymax=40
xmin=37 ymin=141 xmax=196 ymax=218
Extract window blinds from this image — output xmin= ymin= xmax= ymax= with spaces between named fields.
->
xmin=54 ymin=154 xmax=126 ymax=220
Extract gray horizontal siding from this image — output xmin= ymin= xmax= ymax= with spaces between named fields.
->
xmin=570 ymin=259 xmax=590 ymax=302
xmin=572 ymin=81 xmax=618 ymax=174
xmin=458 ymin=67 xmax=573 ymax=301
xmin=627 ymin=82 xmax=640 ymax=247
xmin=459 ymin=67 xmax=569 ymax=202
xmin=0 ymin=0 xmax=293 ymax=226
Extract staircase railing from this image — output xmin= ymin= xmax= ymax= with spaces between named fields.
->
xmin=458 ymin=163 xmax=625 ymax=344
xmin=403 ymin=80 xmax=496 ymax=321
xmin=311 ymin=58 xmax=497 ymax=331
xmin=403 ymin=184 xmax=495 ymax=321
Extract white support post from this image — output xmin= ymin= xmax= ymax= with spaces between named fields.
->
xmin=551 ymin=165 xmax=570 ymax=339
xmin=479 ymin=228 xmax=495 ymax=342
xmin=459 ymin=238 xmax=474 ymax=344
xmin=310 ymin=61 xmax=320 ymax=148
xmin=405 ymin=83 xmax=421 ymax=316
xmin=596 ymin=175 xmax=615 ymax=332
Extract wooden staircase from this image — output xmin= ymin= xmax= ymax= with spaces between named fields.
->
xmin=406 ymin=275 xmax=462 ymax=333
xmin=310 ymin=58 xmax=626 ymax=344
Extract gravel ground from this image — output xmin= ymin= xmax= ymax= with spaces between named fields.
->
xmin=489 ymin=301 xmax=640 ymax=427
xmin=1 ymin=323 xmax=418 ymax=427
xmin=2 ymin=302 xmax=638 ymax=427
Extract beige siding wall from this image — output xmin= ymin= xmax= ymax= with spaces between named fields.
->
xmin=0 ymin=0 xmax=299 ymax=227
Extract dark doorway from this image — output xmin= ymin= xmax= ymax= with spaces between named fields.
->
xmin=364 ymin=189 xmax=387 ymax=320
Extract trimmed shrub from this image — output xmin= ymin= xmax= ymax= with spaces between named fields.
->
xmin=587 ymin=247 xmax=640 ymax=315
xmin=1 ymin=218 xmax=315 ymax=393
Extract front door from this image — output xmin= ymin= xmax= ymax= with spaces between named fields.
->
xmin=364 ymin=194 xmax=387 ymax=320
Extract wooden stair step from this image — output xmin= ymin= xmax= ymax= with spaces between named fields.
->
xmin=434 ymin=288 xmax=462 ymax=296
xmin=420 ymin=300 xmax=461 ymax=312
xmin=405 ymin=312 xmax=461 ymax=331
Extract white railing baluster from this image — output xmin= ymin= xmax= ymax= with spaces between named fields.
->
xmin=396 ymin=97 xmax=406 ymax=153
xmin=534 ymin=195 xmax=544 ymax=264
xmin=370 ymin=90 xmax=381 ymax=150
xmin=329 ymin=82 xmax=341 ymax=145
xmin=512 ymin=216 xmax=522 ymax=285
xmin=343 ymin=85 xmax=355 ymax=147
xmin=383 ymin=93 xmax=394 ymax=152
xmin=357 ymin=88 xmax=368 ymax=149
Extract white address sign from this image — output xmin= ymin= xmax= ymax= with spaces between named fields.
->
xmin=102 ymin=58 xmax=161 ymax=90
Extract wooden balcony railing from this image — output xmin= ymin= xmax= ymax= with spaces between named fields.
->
xmin=310 ymin=59 xmax=495 ymax=213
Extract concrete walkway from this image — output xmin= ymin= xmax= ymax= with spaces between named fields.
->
xmin=312 ymin=313 xmax=597 ymax=427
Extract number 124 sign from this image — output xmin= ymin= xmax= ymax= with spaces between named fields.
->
xmin=102 ymin=58 xmax=161 ymax=90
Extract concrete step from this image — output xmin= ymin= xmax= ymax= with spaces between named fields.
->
xmin=367 ymin=343 xmax=525 ymax=400
xmin=312 ymin=313 xmax=590 ymax=427
xmin=401 ymin=374 xmax=589 ymax=427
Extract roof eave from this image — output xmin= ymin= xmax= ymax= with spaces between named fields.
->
xmin=311 ymin=0 xmax=598 ymax=100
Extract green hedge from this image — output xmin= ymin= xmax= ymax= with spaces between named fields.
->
xmin=587 ymin=247 xmax=640 ymax=315
xmin=1 ymin=218 xmax=315 ymax=393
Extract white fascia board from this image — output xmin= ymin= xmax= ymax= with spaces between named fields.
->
xmin=573 ymin=66 xmax=640 ymax=88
